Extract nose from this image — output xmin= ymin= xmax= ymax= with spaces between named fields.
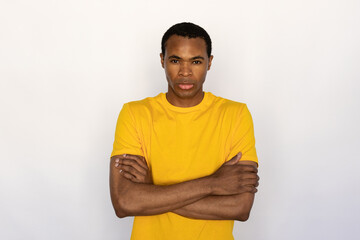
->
xmin=178 ymin=62 xmax=192 ymax=77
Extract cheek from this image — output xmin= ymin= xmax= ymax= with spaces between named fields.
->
xmin=194 ymin=67 xmax=208 ymax=78
xmin=165 ymin=65 xmax=179 ymax=78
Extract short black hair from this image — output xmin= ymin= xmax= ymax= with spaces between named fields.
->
xmin=161 ymin=22 xmax=212 ymax=58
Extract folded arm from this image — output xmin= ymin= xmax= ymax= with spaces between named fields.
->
xmin=110 ymin=154 xmax=259 ymax=220
xmin=173 ymin=192 xmax=255 ymax=221
xmin=110 ymin=161 xmax=213 ymax=217
xmin=172 ymin=161 xmax=257 ymax=221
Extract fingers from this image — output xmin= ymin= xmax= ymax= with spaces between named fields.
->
xmin=114 ymin=154 xmax=148 ymax=172
xmin=237 ymin=171 xmax=259 ymax=189
xmin=240 ymin=177 xmax=259 ymax=187
xmin=232 ymin=167 xmax=259 ymax=193
xmin=241 ymin=174 xmax=259 ymax=193
xmin=116 ymin=154 xmax=148 ymax=170
xmin=235 ymin=164 xmax=258 ymax=173
xmin=116 ymin=158 xmax=147 ymax=175
xmin=118 ymin=163 xmax=144 ymax=178
xmin=222 ymin=164 xmax=257 ymax=174
xmin=225 ymin=152 xmax=242 ymax=165
xmin=121 ymin=171 xmax=142 ymax=183
xmin=237 ymin=172 xmax=259 ymax=180
xmin=241 ymin=185 xmax=258 ymax=194
xmin=112 ymin=154 xmax=152 ymax=183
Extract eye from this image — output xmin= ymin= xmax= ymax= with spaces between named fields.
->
xmin=193 ymin=60 xmax=202 ymax=64
xmin=170 ymin=59 xmax=179 ymax=64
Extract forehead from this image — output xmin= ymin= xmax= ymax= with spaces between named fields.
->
xmin=165 ymin=35 xmax=207 ymax=57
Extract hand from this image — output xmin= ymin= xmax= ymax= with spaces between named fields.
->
xmin=210 ymin=152 xmax=259 ymax=195
xmin=113 ymin=154 xmax=152 ymax=184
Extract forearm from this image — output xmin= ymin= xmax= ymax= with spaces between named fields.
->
xmin=172 ymin=192 xmax=255 ymax=221
xmin=110 ymin=155 xmax=258 ymax=219
xmin=172 ymin=161 xmax=258 ymax=221
xmin=110 ymin=165 xmax=213 ymax=217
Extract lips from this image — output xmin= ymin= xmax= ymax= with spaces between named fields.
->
xmin=178 ymin=83 xmax=194 ymax=90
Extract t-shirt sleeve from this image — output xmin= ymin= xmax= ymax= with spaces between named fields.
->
xmin=227 ymin=104 xmax=258 ymax=165
xmin=111 ymin=103 xmax=144 ymax=158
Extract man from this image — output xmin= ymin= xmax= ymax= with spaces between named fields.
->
xmin=110 ymin=22 xmax=259 ymax=240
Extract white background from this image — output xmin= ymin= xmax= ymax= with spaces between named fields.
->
xmin=1 ymin=0 xmax=359 ymax=239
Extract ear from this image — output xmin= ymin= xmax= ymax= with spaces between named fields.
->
xmin=160 ymin=53 xmax=164 ymax=68
xmin=207 ymin=55 xmax=214 ymax=70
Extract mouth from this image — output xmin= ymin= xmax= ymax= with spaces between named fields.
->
xmin=178 ymin=83 xmax=194 ymax=90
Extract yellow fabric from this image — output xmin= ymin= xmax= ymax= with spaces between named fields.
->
xmin=111 ymin=92 xmax=258 ymax=240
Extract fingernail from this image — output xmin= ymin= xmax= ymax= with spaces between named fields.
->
xmin=115 ymin=163 xmax=118 ymax=167
xmin=123 ymin=154 xmax=126 ymax=157
xmin=115 ymin=159 xmax=119 ymax=163
xmin=119 ymin=169 xmax=123 ymax=173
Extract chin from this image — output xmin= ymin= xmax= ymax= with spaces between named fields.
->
xmin=175 ymin=89 xmax=198 ymax=99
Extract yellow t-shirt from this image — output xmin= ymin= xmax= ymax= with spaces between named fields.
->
xmin=111 ymin=92 xmax=258 ymax=240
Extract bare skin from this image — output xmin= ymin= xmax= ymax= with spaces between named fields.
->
xmin=111 ymin=153 xmax=259 ymax=220
xmin=110 ymin=35 xmax=259 ymax=221
xmin=160 ymin=35 xmax=214 ymax=107
xmin=114 ymin=155 xmax=152 ymax=184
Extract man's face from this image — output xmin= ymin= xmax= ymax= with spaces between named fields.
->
xmin=160 ymin=35 xmax=213 ymax=102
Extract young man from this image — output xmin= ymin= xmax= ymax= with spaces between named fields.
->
xmin=110 ymin=22 xmax=259 ymax=240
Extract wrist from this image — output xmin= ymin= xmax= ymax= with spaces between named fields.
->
xmin=202 ymin=175 xmax=216 ymax=195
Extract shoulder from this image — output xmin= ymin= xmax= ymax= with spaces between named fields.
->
xmin=208 ymin=92 xmax=248 ymax=114
xmin=120 ymin=93 xmax=164 ymax=120
xmin=125 ymin=93 xmax=163 ymax=111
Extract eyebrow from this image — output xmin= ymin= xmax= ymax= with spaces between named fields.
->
xmin=190 ymin=56 xmax=205 ymax=60
xmin=168 ymin=55 xmax=181 ymax=59
xmin=168 ymin=55 xmax=205 ymax=60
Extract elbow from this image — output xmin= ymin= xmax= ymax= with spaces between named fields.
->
xmin=115 ymin=208 xmax=127 ymax=219
xmin=236 ymin=212 xmax=250 ymax=222
xmin=234 ymin=204 xmax=252 ymax=222
xmin=113 ymin=196 xmax=144 ymax=218
xmin=234 ymin=192 xmax=255 ymax=221
xmin=113 ymin=198 xmax=129 ymax=218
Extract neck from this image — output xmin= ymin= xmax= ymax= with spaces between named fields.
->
xmin=166 ymin=90 xmax=205 ymax=108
